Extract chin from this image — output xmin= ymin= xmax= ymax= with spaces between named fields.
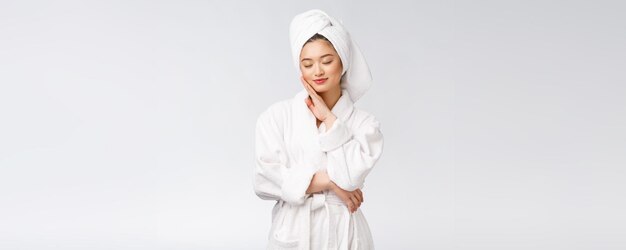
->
xmin=311 ymin=85 xmax=330 ymax=93
xmin=309 ymin=80 xmax=339 ymax=93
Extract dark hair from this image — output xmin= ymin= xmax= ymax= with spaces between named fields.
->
xmin=305 ymin=33 xmax=330 ymax=44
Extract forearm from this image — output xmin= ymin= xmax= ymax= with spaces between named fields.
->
xmin=306 ymin=170 xmax=332 ymax=194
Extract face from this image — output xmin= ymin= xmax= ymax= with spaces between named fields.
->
xmin=299 ymin=39 xmax=343 ymax=94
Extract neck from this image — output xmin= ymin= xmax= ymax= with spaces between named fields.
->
xmin=319 ymin=86 xmax=342 ymax=111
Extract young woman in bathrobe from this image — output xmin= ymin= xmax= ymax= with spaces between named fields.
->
xmin=254 ymin=9 xmax=383 ymax=250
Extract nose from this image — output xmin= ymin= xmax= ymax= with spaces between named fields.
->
xmin=314 ymin=64 xmax=325 ymax=77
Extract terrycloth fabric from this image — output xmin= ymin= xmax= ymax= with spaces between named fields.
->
xmin=254 ymin=89 xmax=383 ymax=249
xmin=289 ymin=9 xmax=373 ymax=103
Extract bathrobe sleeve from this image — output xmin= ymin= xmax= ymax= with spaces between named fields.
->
xmin=318 ymin=115 xmax=384 ymax=191
xmin=253 ymin=109 xmax=317 ymax=206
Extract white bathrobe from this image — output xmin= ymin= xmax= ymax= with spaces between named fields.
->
xmin=254 ymin=89 xmax=384 ymax=249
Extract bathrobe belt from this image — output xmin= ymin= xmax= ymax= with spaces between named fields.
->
xmin=294 ymin=190 xmax=355 ymax=250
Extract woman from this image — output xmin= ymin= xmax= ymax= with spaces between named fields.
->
xmin=254 ymin=9 xmax=384 ymax=249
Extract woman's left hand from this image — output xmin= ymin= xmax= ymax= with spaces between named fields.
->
xmin=330 ymin=182 xmax=364 ymax=213
xmin=301 ymin=76 xmax=336 ymax=124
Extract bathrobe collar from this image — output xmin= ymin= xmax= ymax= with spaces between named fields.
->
xmin=289 ymin=89 xmax=354 ymax=169
xmin=329 ymin=89 xmax=355 ymax=123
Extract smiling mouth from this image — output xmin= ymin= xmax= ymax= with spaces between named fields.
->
xmin=313 ymin=78 xmax=328 ymax=84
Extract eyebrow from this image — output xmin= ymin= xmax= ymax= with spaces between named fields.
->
xmin=301 ymin=54 xmax=334 ymax=62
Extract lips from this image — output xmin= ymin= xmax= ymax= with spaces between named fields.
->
xmin=313 ymin=78 xmax=328 ymax=84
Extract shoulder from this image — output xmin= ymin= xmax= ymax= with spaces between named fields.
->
xmin=258 ymin=91 xmax=307 ymax=122
xmin=256 ymin=97 xmax=293 ymax=127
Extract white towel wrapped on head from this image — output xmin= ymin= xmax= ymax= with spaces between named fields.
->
xmin=289 ymin=9 xmax=373 ymax=103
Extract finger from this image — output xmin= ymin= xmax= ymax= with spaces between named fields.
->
xmin=304 ymin=97 xmax=313 ymax=107
xmin=355 ymin=189 xmax=362 ymax=202
xmin=356 ymin=189 xmax=364 ymax=203
xmin=350 ymin=195 xmax=361 ymax=209
xmin=305 ymin=82 xmax=320 ymax=100
xmin=300 ymin=80 xmax=326 ymax=108
xmin=300 ymin=76 xmax=316 ymax=95
xmin=352 ymin=191 xmax=361 ymax=204
xmin=302 ymin=83 xmax=327 ymax=111
xmin=345 ymin=199 xmax=355 ymax=212
xmin=354 ymin=190 xmax=363 ymax=203
xmin=301 ymin=76 xmax=321 ymax=99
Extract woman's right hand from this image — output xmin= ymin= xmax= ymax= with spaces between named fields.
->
xmin=330 ymin=183 xmax=364 ymax=213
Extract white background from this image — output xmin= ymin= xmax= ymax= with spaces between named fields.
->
xmin=1 ymin=0 xmax=625 ymax=249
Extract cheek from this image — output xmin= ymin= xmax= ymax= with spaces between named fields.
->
xmin=328 ymin=63 xmax=343 ymax=77
xmin=300 ymin=67 xmax=318 ymax=84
